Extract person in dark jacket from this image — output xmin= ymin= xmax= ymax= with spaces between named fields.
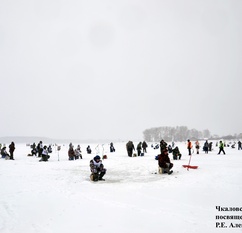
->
xmin=90 ymin=155 xmax=106 ymax=181
xmin=37 ymin=141 xmax=43 ymax=157
xmin=68 ymin=145 xmax=75 ymax=160
xmin=136 ymin=142 xmax=142 ymax=156
xmin=1 ymin=146 xmax=9 ymax=159
xmin=157 ymin=149 xmax=173 ymax=174
xmin=31 ymin=143 xmax=37 ymax=156
xmin=203 ymin=140 xmax=209 ymax=154
xmin=86 ymin=145 xmax=92 ymax=154
xmin=9 ymin=142 xmax=15 ymax=160
xmin=47 ymin=145 xmax=52 ymax=153
xmin=172 ymin=146 xmax=182 ymax=160
xmin=208 ymin=142 xmax=213 ymax=151
xmin=142 ymin=141 xmax=148 ymax=153
xmin=126 ymin=141 xmax=135 ymax=157
xmin=160 ymin=139 xmax=167 ymax=153
xmin=238 ymin=141 xmax=242 ymax=150
xmin=110 ymin=142 xmax=115 ymax=153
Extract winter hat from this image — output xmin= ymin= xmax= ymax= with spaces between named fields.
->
xmin=94 ymin=155 xmax=101 ymax=161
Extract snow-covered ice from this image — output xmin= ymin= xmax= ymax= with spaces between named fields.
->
xmin=0 ymin=141 xmax=242 ymax=233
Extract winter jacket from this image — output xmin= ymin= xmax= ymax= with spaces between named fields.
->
xmin=42 ymin=148 xmax=48 ymax=156
xmin=68 ymin=148 xmax=75 ymax=158
xmin=137 ymin=142 xmax=142 ymax=151
xmin=90 ymin=159 xmax=105 ymax=174
xmin=75 ymin=148 xmax=82 ymax=157
xmin=9 ymin=142 xmax=15 ymax=153
xmin=187 ymin=141 xmax=192 ymax=149
xmin=157 ymin=151 xmax=171 ymax=168
xmin=1 ymin=147 xmax=8 ymax=157
xmin=219 ymin=142 xmax=224 ymax=149
xmin=172 ymin=147 xmax=180 ymax=156
xmin=86 ymin=146 xmax=92 ymax=153
xmin=126 ymin=141 xmax=135 ymax=151
xmin=204 ymin=141 xmax=208 ymax=147
xmin=142 ymin=141 xmax=148 ymax=149
xmin=160 ymin=140 xmax=167 ymax=152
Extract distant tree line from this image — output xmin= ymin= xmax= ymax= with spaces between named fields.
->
xmin=210 ymin=133 xmax=242 ymax=141
xmin=143 ymin=126 xmax=211 ymax=142
xmin=143 ymin=126 xmax=242 ymax=142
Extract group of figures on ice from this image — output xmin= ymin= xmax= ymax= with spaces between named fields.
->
xmin=126 ymin=140 xmax=178 ymax=175
xmin=2 ymin=139 xmax=242 ymax=182
xmin=28 ymin=141 xmax=53 ymax=161
xmin=186 ymin=139 xmax=240 ymax=155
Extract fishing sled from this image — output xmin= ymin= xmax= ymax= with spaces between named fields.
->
xmin=183 ymin=152 xmax=198 ymax=170
xmin=182 ymin=165 xmax=198 ymax=169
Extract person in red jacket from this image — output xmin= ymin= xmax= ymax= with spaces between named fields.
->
xmin=157 ymin=149 xmax=173 ymax=175
xmin=187 ymin=139 xmax=192 ymax=155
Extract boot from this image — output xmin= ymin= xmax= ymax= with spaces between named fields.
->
xmin=168 ymin=170 xmax=173 ymax=175
xmin=98 ymin=174 xmax=105 ymax=181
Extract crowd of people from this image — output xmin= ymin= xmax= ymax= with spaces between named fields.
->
xmin=185 ymin=139 xmax=239 ymax=155
xmin=29 ymin=141 xmax=53 ymax=161
xmin=1 ymin=139 xmax=242 ymax=181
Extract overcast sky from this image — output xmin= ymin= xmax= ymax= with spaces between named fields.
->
xmin=0 ymin=0 xmax=241 ymax=141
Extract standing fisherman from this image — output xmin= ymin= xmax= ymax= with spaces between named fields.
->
xmin=195 ymin=140 xmax=200 ymax=154
xmin=9 ymin=142 xmax=15 ymax=160
xmin=218 ymin=141 xmax=226 ymax=155
xmin=187 ymin=139 xmax=192 ymax=155
xmin=126 ymin=141 xmax=135 ymax=157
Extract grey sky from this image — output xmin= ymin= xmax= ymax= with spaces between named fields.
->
xmin=0 ymin=0 xmax=241 ymax=141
